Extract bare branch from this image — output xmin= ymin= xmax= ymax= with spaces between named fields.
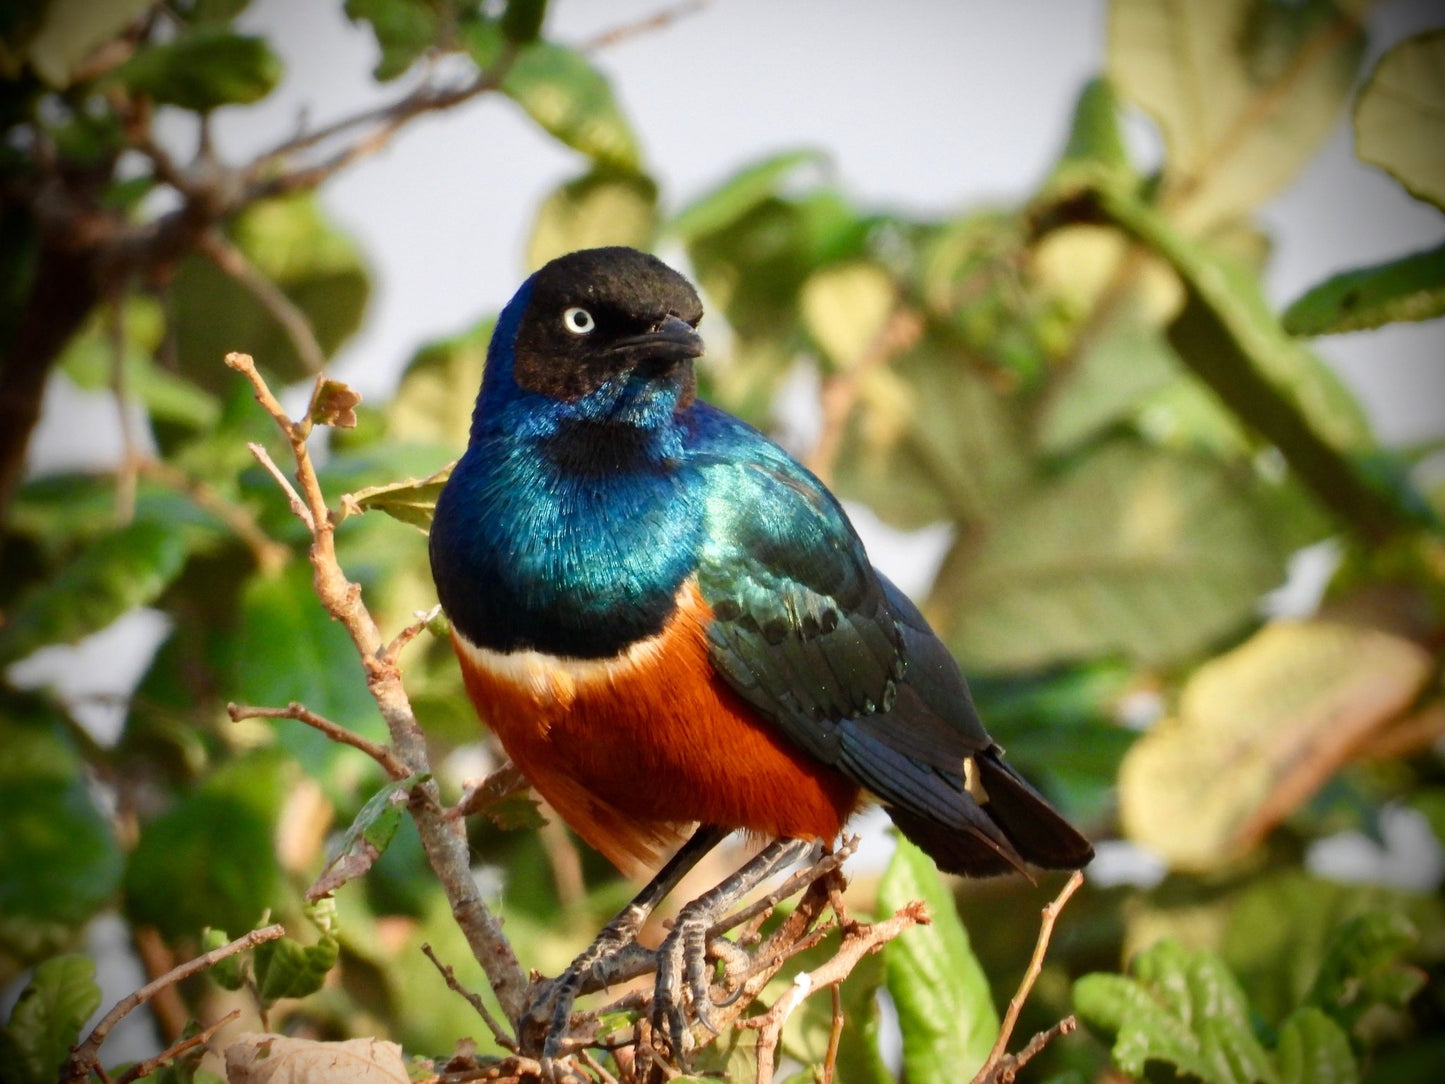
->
xmin=66 ymin=925 xmax=284 ymax=1083
xmin=975 ymin=1017 xmax=1078 ymax=1084
xmin=973 ymin=870 xmax=1085 ymax=1084
xmin=421 ymin=943 xmax=518 ymax=1053
xmin=244 ymin=440 xmax=314 ymax=531
xmin=113 ymin=1008 xmax=241 ymax=1084
xmin=200 ymin=231 xmax=327 ymax=376
xmin=227 ymin=700 xmax=410 ymax=780
xmin=226 ymin=352 xmax=529 ymax=1021
xmin=580 ymin=0 xmax=709 ymax=52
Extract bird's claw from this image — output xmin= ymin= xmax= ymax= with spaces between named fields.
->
xmin=650 ymin=904 xmax=727 ymax=1059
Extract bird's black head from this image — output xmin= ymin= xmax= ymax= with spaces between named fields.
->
xmin=508 ymin=247 xmax=706 ymax=416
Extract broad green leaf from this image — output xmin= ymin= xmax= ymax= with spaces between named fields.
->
xmin=0 ymin=518 xmax=188 ymax=664
xmin=1074 ymin=939 xmax=1275 ymax=1084
xmin=799 ymin=260 xmax=897 ymax=367
xmin=1276 ymin=1008 xmax=1358 ymax=1084
xmin=124 ymin=749 xmax=289 ymax=939
xmin=1282 ymin=241 xmax=1445 ymax=335
xmin=341 ymin=464 xmax=453 ymax=530
xmin=114 ymin=28 xmax=282 ymax=112
xmin=345 ymin=0 xmax=447 ymax=81
xmin=669 ymin=149 xmax=827 ymax=241
xmin=388 ymin=318 xmax=493 ymax=448
xmin=466 ymin=25 xmax=641 ymax=172
xmin=19 ymin=0 xmax=155 ymax=87
xmin=307 ymin=774 xmax=426 ymax=901
xmin=1108 ymin=0 xmax=1364 ymax=231
xmin=879 ymin=838 xmax=998 ymax=1083
xmin=1118 ymin=620 xmax=1432 ymax=871
xmin=2 ymin=955 xmax=101 ymax=1084
xmin=169 ymin=194 xmax=371 ymax=389
xmin=526 ymin=170 xmax=658 ymax=270
xmin=1353 ymin=30 xmax=1445 ymax=211
xmin=831 ymin=331 xmax=1029 ymax=530
xmin=1305 ymin=911 xmax=1423 ymax=1032
xmin=233 ymin=564 xmax=383 ymax=790
xmin=1035 ymin=289 xmax=1180 ymax=453
xmin=0 ymin=701 xmax=124 ymax=933
xmin=932 ymin=440 xmax=1322 ymax=672
xmin=253 ymin=932 xmax=340 ymax=1005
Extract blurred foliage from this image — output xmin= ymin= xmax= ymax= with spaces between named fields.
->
xmin=1 ymin=1 xmax=1443 ymax=1082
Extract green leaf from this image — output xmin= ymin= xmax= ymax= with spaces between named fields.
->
xmin=201 ymin=928 xmax=247 ymax=990
xmin=0 ymin=517 xmax=188 ymax=665
xmin=465 ymin=24 xmax=641 ymax=171
xmin=526 ymin=169 xmax=658 ymax=270
xmin=0 ymin=699 xmax=124 ymax=933
xmin=168 ymin=194 xmax=371 ymax=390
xmin=1118 ymin=620 xmax=1432 ymax=871
xmin=1052 ymin=76 xmax=1131 ymax=184
xmin=123 ymin=750 xmax=290 ymax=940
xmin=232 ymin=564 xmax=384 ymax=790
xmin=501 ymin=0 xmax=546 ymax=45
xmin=253 ymin=932 xmax=340 ymax=1005
xmin=114 ymin=28 xmax=282 ymax=112
xmin=19 ymin=0 xmax=155 ymax=88
xmin=669 ymin=149 xmax=827 ymax=241
xmin=1074 ymin=939 xmax=1275 ymax=1084
xmin=1282 ymin=241 xmax=1445 ymax=335
xmin=341 ymin=463 xmax=453 ymax=530
xmin=307 ymin=774 xmax=425 ymax=901
xmin=932 ymin=440 xmax=1322 ymax=672
xmin=831 ymin=329 xmax=1030 ymax=530
xmin=1276 ymin=1008 xmax=1359 ymax=1084
xmin=879 ymin=837 xmax=997 ymax=1084
xmin=344 ymin=0 xmax=446 ymax=81
xmin=799 ymin=260 xmax=897 ymax=367
xmin=2 ymin=955 xmax=101 ymax=1084
xmin=1107 ymin=0 xmax=1364 ymax=231
xmin=1305 ymin=911 xmax=1423 ymax=1032
xmin=1353 ymin=29 xmax=1445 ymax=211
xmin=388 ymin=318 xmax=493 ymax=448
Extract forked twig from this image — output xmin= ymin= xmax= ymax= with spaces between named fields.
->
xmin=227 ymin=700 xmax=409 ymax=780
xmin=66 ymin=926 xmax=284 ymax=1083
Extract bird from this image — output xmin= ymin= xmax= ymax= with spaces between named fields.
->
xmin=428 ymin=246 xmax=1092 ymax=1058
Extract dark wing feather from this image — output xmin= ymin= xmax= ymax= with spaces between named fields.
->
xmin=686 ymin=410 xmax=1092 ymax=875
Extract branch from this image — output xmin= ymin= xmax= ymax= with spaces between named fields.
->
xmin=66 ymin=925 xmax=284 ymax=1083
xmin=971 ymin=870 xmax=1085 ymax=1084
xmin=224 ymin=352 xmax=529 ymax=1023
xmin=421 ymin=943 xmax=518 ymax=1053
xmin=113 ymin=1008 xmax=241 ymax=1084
xmin=227 ymin=700 xmax=409 ymax=780
xmin=740 ymin=901 xmax=928 ymax=1084
xmin=198 ymin=230 xmax=327 ymax=376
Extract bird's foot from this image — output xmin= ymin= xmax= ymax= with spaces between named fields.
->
xmin=521 ymin=905 xmax=654 ymax=1060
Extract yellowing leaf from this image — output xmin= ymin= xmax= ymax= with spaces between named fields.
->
xmin=799 ymin=261 xmax=897 ymax=367
xmin=1119 ymin=620 xmax=1433 ymax=871
xmin=224 ymin=1034 xmax=408 ymax=1084
xmin=1353 ymin=29 xmax=1445 ymax=211
xmin=526 ymin=170 xmax=658 ymax=270
xmin=1108 ymin=0 xmax=1364 ymax=231
xmin=341 ymin=465 xmax=453 ymax=531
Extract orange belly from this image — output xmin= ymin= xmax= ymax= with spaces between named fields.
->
xmin=451 ymin=581 xmax=860 ymax=874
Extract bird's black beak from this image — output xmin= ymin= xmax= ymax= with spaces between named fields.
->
xmin=611 ymin=314 xmax=704 ymax=367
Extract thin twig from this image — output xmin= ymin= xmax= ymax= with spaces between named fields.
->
xmin=244 ymin=440 xmax=313 ymax=530
xmin=976 ymin=1016 xmax=1077 ymax=1084
xmin=580 ymin=0 xmax=708 ymax=52
xmin=113 ymin=1008 xmax=241 ymax=1084
xmin=225 ymin=352 xmax=528 ymax=1022
xmin=974 ymin=870 xmax=1085 ymax=1083
xmin=383 ymin=605 xmax=441 ymax=663
xmin=741 ymin=901 xmax=927 ymax=1084
xmin=227 ymin=700 xmax=409 ymax=780
xmin=139 ymin=458 xmax=290 ymax=574
xmin=66 ymin=925 xmax=284 ymax=1083
xmin=822 ymin=984 xmax=844 ymax=1084
xmin=421 ymin=943 xmax=518 ymax=1053
xmin=199 ymin=230 xmax=327 ymax=376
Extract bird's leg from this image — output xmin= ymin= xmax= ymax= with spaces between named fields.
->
xmin=525 ymin=824 xmax=730 ymax=1059
xmin=652 ymin=836 xmax=818 ymax=1059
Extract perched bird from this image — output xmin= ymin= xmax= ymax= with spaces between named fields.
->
xmin=429 ymin=246 xmax=1092 ymax=1055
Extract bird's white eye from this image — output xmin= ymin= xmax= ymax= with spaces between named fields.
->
xmin=562 ymin=307 xmax=595 ymax=335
